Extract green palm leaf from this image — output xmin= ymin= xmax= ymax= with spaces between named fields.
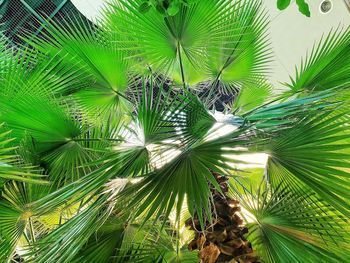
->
xmin=233 ymin=81 xmax=273 ymax=114
xmin=0 ymin=92 xmax=90 ymax=183
xmin=0 ymin=183 xmax=29 ymax=262
xmin=105 ymin=0 xmax=270 ymax=88
xmin=1 ymin=1 xmax=350 ymax=261
xmin=264 ymin=109 xmax=350 ymax=217
xmin=0 ymin=89 xmax=123 ymax=184
xmin=118 ymin=126 xmax=255 ymax=228
xmin=31 ymin=145 xmax=150 ymax=217
xmin=30 ymin=194 xmax=114 ymax=263
xmin=287 ymin=27 xmax=350 ymax=92
xmin=72 ymin=222 xmax=124 ymax=263
xmin=130 ymin=81 xmax=180 ymax=145
xmin=115 ymin=222 xmax=197 ymax=263
xmin=0 ymin=93 xmax=80 ymax=153
xmin=0 ymin=124 xmax=45 ymax=184
xmin=231 ymin=183 xmax=350 ymax=262
xmin=0 ymin=182 xmax=51 ymax=262
xmin=26 ymin=17 xmax=131 ymax=119
xmin=205 ymin=0 xmax=271 ymax=90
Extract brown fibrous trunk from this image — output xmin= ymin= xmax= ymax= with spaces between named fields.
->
xmin=186 ymin=172 xmax=260 ymax=263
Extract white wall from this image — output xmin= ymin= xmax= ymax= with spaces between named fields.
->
xmin=70 ymin=0 xmax=107 ymax=20
xmin=265 ymin=0 xmax=350 ymax=90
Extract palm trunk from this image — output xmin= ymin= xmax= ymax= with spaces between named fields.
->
xmin=186 ymin=172 xmax=260 ymax=263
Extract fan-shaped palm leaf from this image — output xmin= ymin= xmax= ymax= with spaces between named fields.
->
xmin=26 ymin=16 xmax=131 ymax=119
xmin=264 ymin=109 xmax=350 ymax=218
xmin=286 ymin=27 xmax=350 ymax=92
xmin=105 ymin=0 xmax=270 ymax=89
xmin=231 ymin=182 xmax=350 ymax=262
xmin=0 ymin=182 xmax=51 ymax=262
xmin=0 ymin=124 xmax=45 ymax=184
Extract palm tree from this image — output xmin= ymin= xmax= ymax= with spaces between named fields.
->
xmin=0 ymin=0 xmax=350 ymax=262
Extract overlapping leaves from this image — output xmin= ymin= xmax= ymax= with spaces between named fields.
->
xmin=0 ymin=1 xmax=350 ymax=263
xmin=232 ymin=182 xmax=350 ymax=262
xmin=287 ymin=27 xmax=350 ymax=92
xmin=105 ymin=0 xmax=270 ymax=89
xmin=265 ymin=109 xmax=350 ymax=218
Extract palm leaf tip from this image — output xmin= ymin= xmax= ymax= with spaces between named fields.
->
xmin=288 ymin=27 xmax=350 ymax=92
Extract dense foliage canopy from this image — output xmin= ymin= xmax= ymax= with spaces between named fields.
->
xmin=0 ymin=0 xmax=350 ymax=262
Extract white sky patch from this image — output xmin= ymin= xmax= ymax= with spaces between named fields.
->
xmin=225 ymin=152 xmax=269 ymax=170
xmin=113 ymin=112 xmax=269 ymax=170
xmin=70 ymin=0 xmax=107 ymax=21
xmin=205 ymin=111 xmax=240 ymax=142
xmin=112 ymin=121 xmax=182 ymax=169
xmin=114 ymin=122 xmax=145 ymax=150
xmin=104 ymin=178 xmax=143 ymax=201
xmin=205 ymin=122 xmax=238 ymax=142
xmin=147 ymin=143 xmax=182 ymax=169
xmin=240 ymin=206 xmax=257 ymax=224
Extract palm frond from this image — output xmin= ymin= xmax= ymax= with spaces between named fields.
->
xmin=0 ymin=182 xmax=28 ymax=262
xmin=41 ymin=122 xmax=121 ymax=185
xmin=287 ymin=27 xmax=350 ymax=92
xmin=115 ymin=223 xmax=197 ymax=263
xmin=0 ymin=182 xmax=50 ymax=262
xmin=233 ymin=81 xmax=273 ymax=114
xmin=105 ymin=0 xmax=270 ymax=88
xmin=0 ymin=46 xmax=86 ymax=100
xmin=205 ymin=0 xmax=271 ymax=90
xmin=0 ymin=86 xmax=124 ymax=184
xmin=130 ymin=81 xmax=180 ymax=145
xmin=30 ymin=194 xmax=115 ymax=263
xmin=0 ymin=92 xmax=80 ymax=153
xmin=0 ymin=124 xmax=45 ymax=184
xmin=129 ymin=84 xmax=216 ymax=161
xmin=231 ymin=182 xmax=350 ymax=262
xmin=31 ymin=146 xmax=150 ymax=216
xmin=118 ymin=123 xmax=257 ymax=229
xmin=175 ymin=92 xmax=216 ymax=143
xmin=30 ymin=177 xmax=143 ymax=263
xmin=0 ymin=92 xmax=92 ymax=183
xmin=244 ymin=89 xmax=338 ymax=129
xmin=72 ymin=223 xmax=124 ymax=263
xmin=25 ymin=16 xmax=131 ymax=118
xmin=263 ymin=109 xmax=350 ymax=218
